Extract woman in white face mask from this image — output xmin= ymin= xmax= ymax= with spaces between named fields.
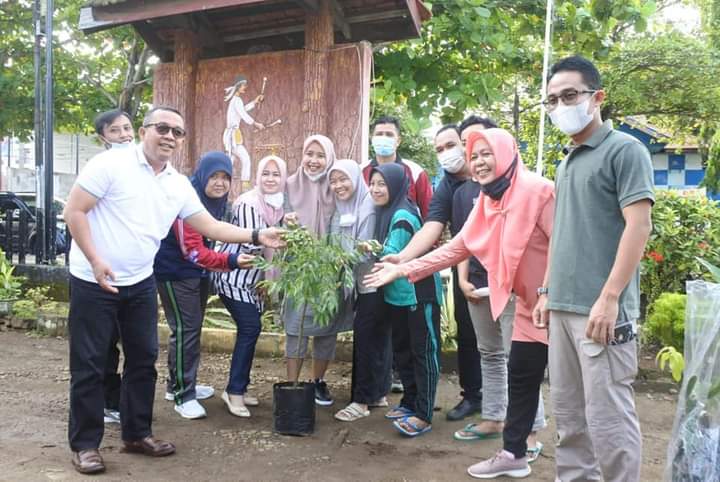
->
xmin=213 ymin=155 xmax=287 ymax=417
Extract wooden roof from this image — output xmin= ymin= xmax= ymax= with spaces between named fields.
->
xmin=80 ymin=0 xmax=431 ymax=62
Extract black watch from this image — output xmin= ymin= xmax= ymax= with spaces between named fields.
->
xmin=251 ymin=228 xmax=260 ymax=245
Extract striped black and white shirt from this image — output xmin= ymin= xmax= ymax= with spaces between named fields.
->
xmin=212 ymin=202 xmax=266 ymax=308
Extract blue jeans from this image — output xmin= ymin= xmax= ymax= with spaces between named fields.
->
xmin=220 ymin=295 xmax=261 ymax=395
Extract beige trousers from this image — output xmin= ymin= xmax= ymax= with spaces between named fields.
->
xmin=548 ymin=311 xmax=642 ymax=482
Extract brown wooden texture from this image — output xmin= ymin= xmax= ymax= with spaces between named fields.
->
xmin=153 ymin=43 xmax=371 ymax=201
xmin=152 ymin=31 xmax=200 ymax=175
xmin=302 ymin=0 xmax=334 ymax=136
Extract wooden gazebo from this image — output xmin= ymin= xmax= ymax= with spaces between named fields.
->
xmin=80 ymin=0 xmax=430 ymax=192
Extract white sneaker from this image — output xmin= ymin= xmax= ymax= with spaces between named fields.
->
xmin=196 ymin=385 xmax=215 ymax=400
xmin=174 ymin=399 xmax=207 ymax=419
xmin=165 ymin=384 xmax=215 ymax=401
xmin=103 ymin=409 xmax=120 ymax=424
xmin=467 ymin=450 xmax=531 ymax=479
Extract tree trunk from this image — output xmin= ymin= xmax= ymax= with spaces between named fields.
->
xmin=302 ymin=0 xmax=334 ymax=137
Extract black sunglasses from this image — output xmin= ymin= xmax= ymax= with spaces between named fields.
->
xmin=143 ymin=123 xmax=187 ymax=139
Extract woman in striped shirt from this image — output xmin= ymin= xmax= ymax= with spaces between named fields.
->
xmin=213 ymin=155 xmax=287 ymax=417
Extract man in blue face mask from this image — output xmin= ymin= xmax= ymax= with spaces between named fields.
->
xmin=360 ymin=116 xmax=433 ymax=219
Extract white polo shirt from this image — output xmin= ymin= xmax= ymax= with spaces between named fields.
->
xmin=69 ymin=143 xmax=205 ymax=286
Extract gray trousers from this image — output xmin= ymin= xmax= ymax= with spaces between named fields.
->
xmin=157 ymin=277 xmax=209 ymax=404
xmin=549 ymin=311 xmax=641 ymax=482
xmin=468 ymin=297 xmax=546 ymax=429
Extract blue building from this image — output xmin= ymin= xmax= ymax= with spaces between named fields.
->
xmin=618 ymin=117 xmax=718 ymax=200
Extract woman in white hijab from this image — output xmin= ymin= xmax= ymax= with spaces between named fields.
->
xmin=326 ymin=159 xmax=392 ymax=422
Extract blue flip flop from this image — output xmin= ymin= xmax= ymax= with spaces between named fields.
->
xmin=384 ymin=405 xmax=415 ymax=420
xmin=393 ymin=416 xmax=432 ymax=437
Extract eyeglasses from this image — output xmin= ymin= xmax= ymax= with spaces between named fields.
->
xmin=143 ymin=123 xmax=186 ymax=138
xmin=542 ymin=89 xmax=597 ymax=111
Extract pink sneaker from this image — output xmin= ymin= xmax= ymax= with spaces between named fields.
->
xmin=467 ymin=450 xmax=531 ymax=479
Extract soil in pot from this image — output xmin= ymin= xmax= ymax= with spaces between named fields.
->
xmin=272 ymin=381 xmax=316 ymax=436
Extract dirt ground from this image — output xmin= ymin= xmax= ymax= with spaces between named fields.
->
xmin=0 ymin=330 xmax=676 ymax=481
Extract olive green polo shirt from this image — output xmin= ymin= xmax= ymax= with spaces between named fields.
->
xmin=546 ymin=120 xmax=654 ymax=321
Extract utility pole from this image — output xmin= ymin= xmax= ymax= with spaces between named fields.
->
xmin=44 ymin=0 xmax=55 ymax=262
xmin=33 ymin=0 xmax=45 ymax=262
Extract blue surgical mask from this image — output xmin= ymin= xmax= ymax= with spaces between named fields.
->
xmin=372 ymin=135 xmax=397 ymax=157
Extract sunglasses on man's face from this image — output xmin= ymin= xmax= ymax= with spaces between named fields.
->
xmin=143 ymin=123 xmax=187 ymax=139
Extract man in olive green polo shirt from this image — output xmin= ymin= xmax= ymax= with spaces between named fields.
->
xmin=533 ymin=56 xmax=654 ymax=482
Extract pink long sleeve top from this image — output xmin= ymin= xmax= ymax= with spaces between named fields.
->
xmin=403 ymin=198 xmax=554 ymax=345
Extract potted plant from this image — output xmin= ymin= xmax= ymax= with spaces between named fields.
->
xmin=255 ymin=224 xmax=371 ymax=436
xmin=0 ymin=248 xmax=22 ymax=317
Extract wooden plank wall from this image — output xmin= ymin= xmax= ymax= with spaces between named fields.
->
xmin=153 ymin=42 xmax=371 ymax=201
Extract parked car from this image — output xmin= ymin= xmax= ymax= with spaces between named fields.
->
xmin=0 ymin=191 xmax=67 ymax=255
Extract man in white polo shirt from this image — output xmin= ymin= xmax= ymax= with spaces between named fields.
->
xmin=63 ymin=106 xmax=283 ymax=475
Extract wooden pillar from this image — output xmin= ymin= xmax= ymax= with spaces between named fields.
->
xmin=153 ymin=30 xmax=200 ymax=175
xmin=302 ymin=0 xmax=334 ymax=137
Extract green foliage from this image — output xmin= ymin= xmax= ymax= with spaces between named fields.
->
xmin=645 ymin=292 xmax=687 ymax=350
xmin=0 ymin=0 xmax=152 ymax=139
xmin=12 ymin=286 xmax=57 ymax=319
xmin=697 ymin=257 xmax=720 ymax=283
xmin=12 ymin=299 xmax=37 ymax=320
xmin=0 ymin=249 xmax=22 ymax=300
xmin=656 ymin=345 xmax=685 ymax=382
xmin=255 ymin=224 xmax=362 ymax=330
xmin=641 ymin=190 xmax=720 ymax=308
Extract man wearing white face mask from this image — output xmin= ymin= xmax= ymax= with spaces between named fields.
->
xmin=533 ymin=56 xmax=654 ymax=482
xmin=360 ymin=116 xmax=433 ymax=219
xmin=91 ymin=109 xmax=136 ymax=426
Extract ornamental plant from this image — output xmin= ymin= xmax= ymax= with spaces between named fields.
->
xmin=644 ymin=292 xmax=687 ymax=351
xmin=255 ymin=223 xmax=379 ymax=386
xmin=641 ymin=190 xmax=720 ymax=312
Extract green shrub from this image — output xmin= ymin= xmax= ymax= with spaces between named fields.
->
xmin=641 ymin=190 xmax=720 ymax=311
xmin=644 ymin=292 xmax=687 ymax=350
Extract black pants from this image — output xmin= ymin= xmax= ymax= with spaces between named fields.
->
xmin=391 ymin=302 xmax=441 ymax=424
xmin=503 ymin=341 xmax=548 ymax=458
xmin=351 ymin=292 xmax=392 ymax=404
xmin=103 ymin=326 xmax=121 ymax=411
xmin=453 ymin=278 xmax=483 ymax=400
xmin=68 ymin=275 xmax=159 ymax=451
xmin=157 ymin=278 xmax=209 ymax=404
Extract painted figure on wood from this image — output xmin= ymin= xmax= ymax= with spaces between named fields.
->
xmin=223 ymin=75 xmax=266 ymax=182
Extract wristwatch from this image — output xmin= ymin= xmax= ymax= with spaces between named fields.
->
xmin=537 ymin=287 xmax=549 ymax=295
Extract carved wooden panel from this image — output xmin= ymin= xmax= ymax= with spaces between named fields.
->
xmin=153 ymin=42 xmax=371 ymax=200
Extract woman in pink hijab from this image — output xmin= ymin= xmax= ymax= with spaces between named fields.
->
xmin=366 ymin=128 xmax=554 ymax=479
xmin=283 ymin=134 xmax=339 ymax=406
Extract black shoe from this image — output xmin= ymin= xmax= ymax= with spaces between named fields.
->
xmin=446 ymin=397 xmax=482 ymax=421
xmin=390 ymin=372 xmax=404 ymax=393
xmin=314 ymin=379 xmax=334 ymax=406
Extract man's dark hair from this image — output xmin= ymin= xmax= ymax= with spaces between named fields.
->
xmin=94 ymin=109 xmax=131 ymax=136
xmin=371 ymin=115 xmax=401 ymax=134
xmin=143 ymin=106 xmax=184 ymax=126
xmin=548 ymin=55 xmax=602 ymax=90
xmin=459 ymin=115 xmax=498 ymax=134
xmin=435 ymin=124 xmax=460 ymax=138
